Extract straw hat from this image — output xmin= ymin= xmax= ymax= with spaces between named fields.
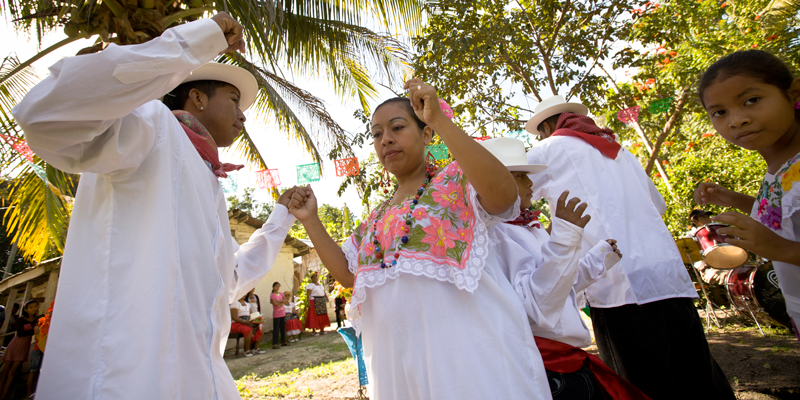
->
xmin=524 ymin=95 xmax=589 ymax=134
xmin=180 ymin=62 xmax=258 ymax=112
xmin=480 ymin=137 xmax=547 ymax=174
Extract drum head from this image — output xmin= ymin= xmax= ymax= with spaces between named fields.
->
xmin=705 ymin=245 xmax=748 ymax=269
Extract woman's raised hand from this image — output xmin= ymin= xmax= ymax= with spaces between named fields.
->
xmin=404 ymin=78 xmax=446 ymax=127
xmin=555 ymin=190 xmax=591 ymax=229
xmin=288 ymin=185 xmax=318 ymax=222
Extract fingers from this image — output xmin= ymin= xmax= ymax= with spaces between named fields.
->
xmin=711 ymin=211 xmax=749 ymax=227
xmin=694 ymin=182 xmax=714 ymax=206
xmin=565 ymin=196 xmax=582 ymax=212
xmin=576 ymin=214 xmax=591 ymax=228
xmin=556 ymin=190 xmax=569 ymax=214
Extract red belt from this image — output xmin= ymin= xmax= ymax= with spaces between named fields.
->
xmin=535 ymin=336 xmax=652 ymax=400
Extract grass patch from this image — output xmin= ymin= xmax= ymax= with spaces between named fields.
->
xmin=236 ymin=360 xmax=358 ymax=399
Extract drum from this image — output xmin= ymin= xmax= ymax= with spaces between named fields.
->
xmin=726 ymin=262 xmax=792 ymax=328
xmin=694 ymin=223 xmax=748 ymax=269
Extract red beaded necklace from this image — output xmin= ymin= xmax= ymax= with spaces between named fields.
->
xmin=369 ymin=163 xmax=436 ymax=269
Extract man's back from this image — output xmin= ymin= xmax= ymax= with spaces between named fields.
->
xmin=527 ymin=136 xmax=695 ymax=307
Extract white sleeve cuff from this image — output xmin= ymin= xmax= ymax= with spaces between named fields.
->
xmin=587 ymin=240 xmax=621 ymax=274
xmin=171 ymin=18 xmax=229 ymax=64
xmin=266 ymin=204 xmax=296 ymax=230
xmin=548 ymin=216 xmax=584 ymax=246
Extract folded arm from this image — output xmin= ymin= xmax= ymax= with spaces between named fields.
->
xmin=512 ymin=217 xmax=584 ymax=329
xmin=573 ymin=240 xmax=621 ymax=293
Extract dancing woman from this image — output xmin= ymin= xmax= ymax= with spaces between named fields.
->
xmin=288 ymin=79 xmax=551 ymax=399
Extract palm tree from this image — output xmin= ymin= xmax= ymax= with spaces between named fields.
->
xmin=0 ymin=0 xmax=423 ymax=261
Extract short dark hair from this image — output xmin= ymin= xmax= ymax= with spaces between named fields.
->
xmin=689 ymin=209 xmax=713 ymax=226
xmin=537 ymin=113 xmax=561 ymax=133
xmin=698 ymin=50 xmax=795 ymax=107
xmin=21 ymin=299 xmax=38 ymax=319
xmin=162 ymin=80 xmax=229 ymax=111
xmin=374 ymin=97 xmax=427 ymax=130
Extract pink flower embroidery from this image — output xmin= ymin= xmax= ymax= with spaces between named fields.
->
xmin=412 ymin=207 xmax=429 ymax=220
xmin=421 ymin=217 xmax=460 ymax=257
xmin=458 ymin=206 xmax=473 ymax=222
xmin=432 ymin=181 xmax=466 ymax=211
xmin=456 ymin=226 xmax=473 ymax=244
xmin=364 ymin=241 xmax=376 ymax=257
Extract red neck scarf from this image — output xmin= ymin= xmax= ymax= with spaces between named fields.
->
xmin=550 ymin=112 xmax=621 ymax=159
xmin=535 ymin=336 xmax=652 ymax=400
xmin=173 ymin=111 xmax=244 ymax=178
xmin=505 ymin=209 xmax=542 ymax=229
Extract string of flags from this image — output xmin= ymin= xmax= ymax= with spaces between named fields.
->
xmin=1 ymin=134 xmax=35 ymax=163
xmin=616 ymin=97 xmax=674 ymax=124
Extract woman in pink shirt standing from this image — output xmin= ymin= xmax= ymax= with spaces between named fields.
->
xmin=270 ymin=282 xmax=290 ymax=349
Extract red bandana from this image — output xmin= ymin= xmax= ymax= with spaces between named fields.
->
xmin=173 ymin=111 xmax=244 ymax=178
xmin=505 ymin=209 xmax=542 ymax=229
xmin=550 ymin=112 xmax=622 ymax=159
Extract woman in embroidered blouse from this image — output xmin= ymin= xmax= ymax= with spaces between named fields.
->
xmin=288 ymin=79 xmax=552 ymax=399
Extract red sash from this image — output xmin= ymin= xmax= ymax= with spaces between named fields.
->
xmin=549 ymin=112 xmax=621 ymax=159
xmin=535 ymin=336 xmax=652 ymax=400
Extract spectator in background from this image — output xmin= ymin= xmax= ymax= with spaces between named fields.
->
xmin=247 ymin=288 xmax=262 ymax=313
xmin=0 ymin=300 xmax=39 ymax=398
xmin=284 ymin=292 xmax=301 ymax=343
xmin=304 ymin=272 xmax=330 ymax=336
xmin=28 ymin=301 xmax=53 ymax=398
xmin=270 ymin=282 xmax=290 ymax=349
xmin=335 ymin=296 xmax=346 ymax=329
xmin=230 ymin=295 xmax=264 ymax=357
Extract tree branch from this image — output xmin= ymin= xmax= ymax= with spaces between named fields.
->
xmin=644 ymin=85 xmax=691 ymax=174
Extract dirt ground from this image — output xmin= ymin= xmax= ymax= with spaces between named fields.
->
xmin=228 ymin=311 xmax=800 ymax=400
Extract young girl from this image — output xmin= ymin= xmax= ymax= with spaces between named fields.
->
xmin=270 ymin=282 xmax=289 ymax=348
xmin=230 ymin=295 xmax=263 ymax=357
xmin=287 ymin=79 xmax=551 ymax=399
xmin=284 ymin=292 xmax=302 ymax=342
xmin=695 ymin=49 xmax=800 ymax=339
xmin=0 ymin=300 xmax=39 ymax=398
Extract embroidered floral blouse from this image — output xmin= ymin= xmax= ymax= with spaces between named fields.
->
xmin=751 ymin=150 xmax=800 ymax=240
xmin=342 ymin=161 xmax=517 ymax=333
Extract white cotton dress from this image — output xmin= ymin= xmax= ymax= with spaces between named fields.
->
xmin=342 ymin=162 xmax=551 ymax=400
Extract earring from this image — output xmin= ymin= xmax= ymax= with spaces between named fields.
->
xmin=425 ymin=147 xmax=436 ymax=166
xmin=199 ymin=106 xmax=204 ymax=111
xmin=795 ymin=102 xmax=800 ymax=110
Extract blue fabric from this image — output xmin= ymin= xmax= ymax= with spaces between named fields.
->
xmin=337 ymin=327 xmax=368 ymax=386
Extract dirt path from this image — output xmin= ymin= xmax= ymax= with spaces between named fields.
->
xmin=228 ymin=320 xmax=800 ymax=399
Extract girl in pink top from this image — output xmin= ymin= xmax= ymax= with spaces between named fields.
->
xmin=270 ymin=282 xmax=289 ymax=349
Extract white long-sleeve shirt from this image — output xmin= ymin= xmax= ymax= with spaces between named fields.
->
xmin=527 ymin=137 xmax=696 ymax=308
xmin=494 ymin=221 xmax=619 ymax=347
xmin=13 ymin=19 xmax=294 ymax=400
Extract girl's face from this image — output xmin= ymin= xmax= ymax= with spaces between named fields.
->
xmin=371 ymin=103 xmax=433 ymax=176
xmin=273 ymin=284 xmax=280 ymax=293
xmin=26 ymin=302 xmax=39 ymax=316
xmin=703 ymin=74 xmax=800 ymax=152
xmin=512 ymin=171 xmax=533 ymax=209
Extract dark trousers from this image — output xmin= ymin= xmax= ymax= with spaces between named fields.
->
xmin=546 ymin=360 xmax=604 ymax=400
xmin=591 ymin=298 xmax=735 ymax=400
xmin=273 ymin=316 xmax=286 ymax=345
xmin=335 ymin=297 xmax=345 ymax=328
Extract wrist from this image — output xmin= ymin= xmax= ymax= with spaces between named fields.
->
xmin=426 ymin=112 xmax=453 ymax=133
xmin=300 ymin=213 xmax=322 ymax=225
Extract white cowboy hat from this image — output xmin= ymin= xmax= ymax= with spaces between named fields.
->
xmin=480 ymin=137 xmax=547 ymax=174
xmin=181 ymin=62 xmax=258 ymax=112
xmin=524 ymin=95 xmax=589 ymax=134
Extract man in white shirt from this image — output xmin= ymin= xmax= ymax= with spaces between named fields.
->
xmin=13 ymin=13 xmax=296 ymax=400
xmin=524 ymin=96 xmax=734 ymax=399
